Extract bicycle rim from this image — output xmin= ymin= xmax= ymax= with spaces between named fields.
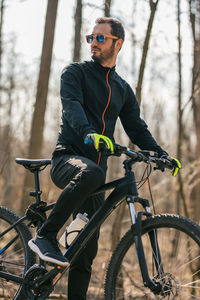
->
xmin=105 ymin=214 xmax=200 ymax=299
xmin=0 ymin=206 xmax=35 ymax=299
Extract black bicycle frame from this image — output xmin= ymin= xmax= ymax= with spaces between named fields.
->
xmin=64 ymin=174 xmax=132 ymax=262
xmin=62 ymin=166 xmax=163 ymax=293
xmin=0 ymin=164 xmax=163 ymax=293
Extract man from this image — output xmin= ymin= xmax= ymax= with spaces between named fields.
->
xmin=28 ymin=17 xmax=181 ymax=300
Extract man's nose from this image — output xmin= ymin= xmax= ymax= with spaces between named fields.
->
xmin=91 ymin=37 xmax=98 ymax=47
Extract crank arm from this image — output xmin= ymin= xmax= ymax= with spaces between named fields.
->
xmin=32 ymin=265 xmax=64 ymax=288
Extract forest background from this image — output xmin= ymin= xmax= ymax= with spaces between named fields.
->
xmin=0 ymin=0 xmax=200 ymax=298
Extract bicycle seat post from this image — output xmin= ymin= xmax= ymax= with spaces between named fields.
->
xmin=30 ymin=169 xmax=42 ymax=203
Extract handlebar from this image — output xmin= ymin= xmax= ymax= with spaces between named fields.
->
xmin=110 ymin=143 xmax=174 ymax=172
xmin=85 ymin=138 xmax=174 ymax=172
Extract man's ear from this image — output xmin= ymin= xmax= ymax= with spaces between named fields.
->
xmin=115 ymin=39 xmax=123 ymax=52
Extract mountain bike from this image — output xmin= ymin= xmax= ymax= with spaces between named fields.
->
xmin=0 ymin=144 xmax=200 ymax=299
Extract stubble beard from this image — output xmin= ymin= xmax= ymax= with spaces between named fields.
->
xmin=91 ymin=43 xmax=115 ymax=65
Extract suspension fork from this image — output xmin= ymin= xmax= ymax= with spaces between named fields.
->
xmin=126 ymin=195 xmax=163 ymax=294
xmin=148 ymin=228 xmax=164 ymax=276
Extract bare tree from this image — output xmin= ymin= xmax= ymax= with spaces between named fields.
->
xmin=0 ymin=0 xmax=5 ymax=88
xmin=111 ymin=0 xmax=160 ymax=271
xmin=21 ymin=0 xmax=59 ymax=213
xmin=103 ymin=0 xmax=126 ymax=252
xmin=136 ymin=0 xmax=160 ymax=105
xmin=175 ymin=0 xmax=189 ymax=218
xmin=0 ymin=0 xmax=5 ymax=132
xmin=104 ymin=0 xmax=112 ymax=17
xmin=73 ymin=0 xmax=82 ymax=62
xmin=189 ymin=0 xmax=200 ymax=158
xmin=128 ymin=0 xmax=159 ymax=155
xmin=188 ymin=0 xmax=200 ymax=222
xmin=0 ymin=36 xmax=15 ymax=207
xmin=28 ymin=0 xmax=58 ymax=159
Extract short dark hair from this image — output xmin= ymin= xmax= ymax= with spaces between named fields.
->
xmin=95 ymin=17 xmax=125 ymax=41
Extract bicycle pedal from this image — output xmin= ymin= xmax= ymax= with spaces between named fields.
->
xmin=46 ymin=261 xmax=66 ymax=270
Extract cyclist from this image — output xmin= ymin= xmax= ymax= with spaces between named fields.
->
xmin=28 ymin=17 xmax=181 ymax=300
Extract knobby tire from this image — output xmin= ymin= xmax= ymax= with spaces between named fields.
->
xmin=105 ymin=214 xmax=200 ymax=300
xmin=0 ymin=206 xmax=35 ymax=300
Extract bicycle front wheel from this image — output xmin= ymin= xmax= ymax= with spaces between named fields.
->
xmin=0 ymin=206 xmax=36 ymax=299
xmin=105 ymin=214 xmax=200 ymax=299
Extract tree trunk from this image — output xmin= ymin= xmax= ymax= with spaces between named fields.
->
xmin=136 ymin=0 xmax=160 ymax=105
xmin=175 ymin=0 xmax=189 ymax=219
xmin=129 ymin=0 xmax=159 ymax=154
xmin=189 ymin=0 xmax=200 ymax=222
xmin=104 ymin=0 xmax=112 ymax=17
xmin=124 ymin=3 xmax=159 ymax=293
xmin=20 ymin=0 xmax=59 ymax=213
xmin=0 ymin=0 xmax=5 ymax=129
xmin=1 ymin=50 xmax=14 ymax=207
xmin=103 ymin=0 xmax=124 ymax=253
xmin=73 ymin=0 xmax=82 ymax=62
xmin=0 ymin=0 xmax=4 ymax=84
xmin=109 ymin=124 xmax=125 ymax=299
xmin=28 ymin=0 xmax=58 ymax=159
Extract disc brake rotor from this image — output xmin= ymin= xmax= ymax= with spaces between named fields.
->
xmin=154 ymin=272 xmax=179 ymax=298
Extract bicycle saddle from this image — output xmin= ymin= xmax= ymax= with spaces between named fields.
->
xmin=15 ymin=158 xmax=51 ymax=170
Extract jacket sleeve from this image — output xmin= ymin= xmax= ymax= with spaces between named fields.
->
xmin=119 ymin=84 xmax=167 ymax=156
xmin=60 ymin=64 xmax=96 ymax=139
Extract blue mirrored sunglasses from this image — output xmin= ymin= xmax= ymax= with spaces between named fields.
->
xmin=86 ymin=34 xmax=118 ymax=44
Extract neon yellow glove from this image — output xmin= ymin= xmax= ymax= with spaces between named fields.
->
xmin=171 ymin=157 xmax=182 ymax=176
xmin=84 ymin=133 xmax=114 ymax=153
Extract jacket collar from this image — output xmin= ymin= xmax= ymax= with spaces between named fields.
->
xmin=92 ymin=59 xmax=116 ymax=76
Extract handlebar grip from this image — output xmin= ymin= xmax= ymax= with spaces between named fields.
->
xmin=158 ymin=157 xmax=174 ymax=170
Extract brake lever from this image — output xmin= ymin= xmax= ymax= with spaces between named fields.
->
xmin=137 ymin=151 xmax=149 ymax=162
xmin=154 ymin=165 xmax=165 ymax=172
xmin=153 ymin=157 xmax=173 ymax=172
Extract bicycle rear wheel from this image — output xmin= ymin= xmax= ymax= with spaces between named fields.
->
xmin=0 ymin=206 xmax=36 ymax=299
xmin=105 ymin=214 xmax=200 ymax=299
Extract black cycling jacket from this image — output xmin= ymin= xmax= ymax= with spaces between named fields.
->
xmin=56 ymin=60 xmax=166 ymax=170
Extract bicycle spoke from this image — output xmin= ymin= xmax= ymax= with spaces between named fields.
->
xmin=0 ymin=207 xmax=35 ymax=299
xmin=105 ymin=215 xmax=200 ymax=299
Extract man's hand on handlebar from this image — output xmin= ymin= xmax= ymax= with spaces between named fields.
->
xmin=84 ymin=133 xmax=114 ymax=153
xmin=169 ymin=157 xmax=182 ymax=176
xmin=159 ymin=155 xmax=182 ymax=176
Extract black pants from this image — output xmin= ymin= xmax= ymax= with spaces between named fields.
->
xmin=38 ymin=154 xmax=106 ymax=300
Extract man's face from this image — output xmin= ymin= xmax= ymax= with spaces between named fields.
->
xmin=90 ymin=23 xmax=117 ymax=65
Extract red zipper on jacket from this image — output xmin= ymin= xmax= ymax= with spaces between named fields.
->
xmin=97 ymin=70 xmax=111 ymax=165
